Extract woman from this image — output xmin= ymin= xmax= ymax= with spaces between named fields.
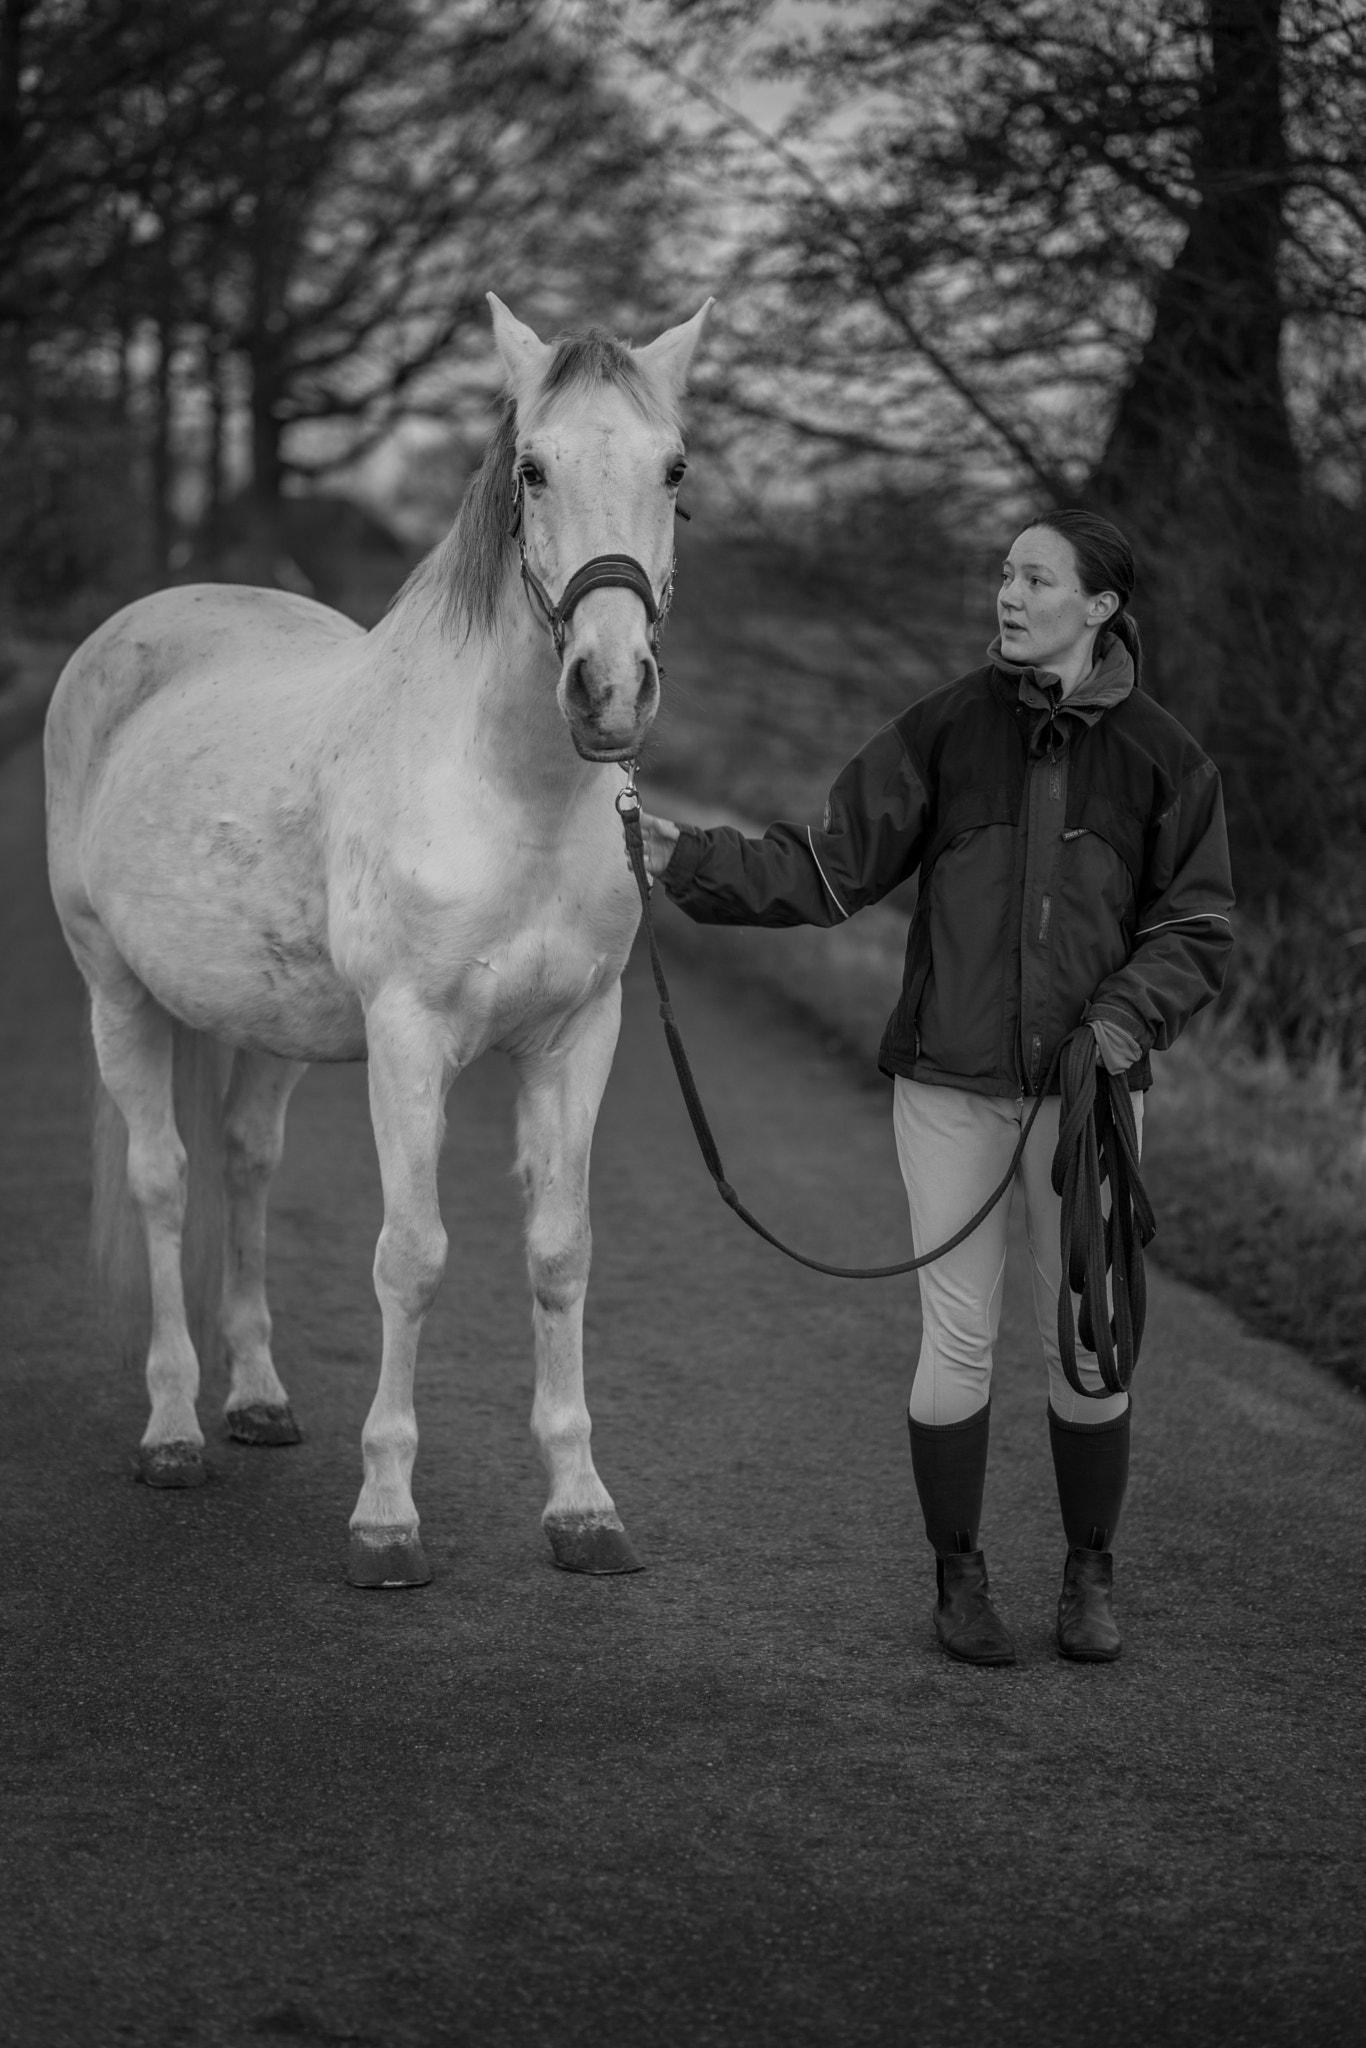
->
xmin=640 ymin=511 xmax=1234 ymax=1667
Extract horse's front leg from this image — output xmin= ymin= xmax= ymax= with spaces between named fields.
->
xmin=514 ymin=982 xmax=641 ymax=1575
xmin=347 ymin=989 xmax=451 ymax=1589
xmin=221 ymin=1049 xmax=307 ymax=1445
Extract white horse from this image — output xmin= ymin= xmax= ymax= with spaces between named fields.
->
xmin=44 ymin=294 xmax=712 ymax=1586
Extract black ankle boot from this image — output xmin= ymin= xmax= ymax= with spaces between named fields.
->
xmin=1056 ymin=1547 xmax=1121 ymax=1662
xmin=934 ymin=1550 xmax=1017 ymax=1666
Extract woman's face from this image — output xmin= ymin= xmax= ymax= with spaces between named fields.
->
xmin=997 ymin=526 xmax=1115 ymax=677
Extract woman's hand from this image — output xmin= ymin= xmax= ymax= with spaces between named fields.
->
xmin=639 ymin=812 xmax=681 ymax=879
xmin=1089 ymin=1015 xmax=1142 ymax=1075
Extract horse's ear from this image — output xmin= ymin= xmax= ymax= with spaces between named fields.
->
xmin=635 ymin=299 xmax=715 ymax=404
xmin=487 ymin=293 xmax=551 ymax=404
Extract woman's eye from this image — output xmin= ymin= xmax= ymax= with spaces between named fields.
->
xmin=667 ymin=460 xmax=688 ymax=488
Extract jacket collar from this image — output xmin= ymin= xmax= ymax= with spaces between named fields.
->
xmin=988 ymin=630 xmax=1134 ymax=749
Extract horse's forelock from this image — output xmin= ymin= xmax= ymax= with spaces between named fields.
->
xmin=525 ymin=329 xmax=681 ymax=435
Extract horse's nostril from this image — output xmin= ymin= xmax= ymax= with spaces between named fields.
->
xmin=637 ymin=655 xmax=659 ymax=708
xmin=565 ymin=656 xmax=593 ymax=718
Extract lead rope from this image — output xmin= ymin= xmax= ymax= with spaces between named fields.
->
xmin=615 ymin=776 xmax=1155 ymax=1389
xmin=1052 ymin=1029 xmax=1156 ymax=1396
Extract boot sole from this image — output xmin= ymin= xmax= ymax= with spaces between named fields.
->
xmin=937 ymin=1626 xmax=1017 ymax=1667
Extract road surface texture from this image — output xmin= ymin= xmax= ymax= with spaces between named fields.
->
xmin=2 ymin=730 xmax=1364 ymax=2048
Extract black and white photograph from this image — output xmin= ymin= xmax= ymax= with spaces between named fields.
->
xmin=1 ymin=2 xmax=1364 ymax=2042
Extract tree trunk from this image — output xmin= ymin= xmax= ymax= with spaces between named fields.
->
xmin=0 ymin=0 xmax=24 ymax=188
xmin=202 ymin=324 xmax=227 ymax=570
xmin=150 ymin=230 xmax=176 ymax=582
xmin=249 ymin=379 xmax=283 ymax=512
xmin=0 ymin=0 xmax=31 ymax=431
xmin=1095 ymin=0 xmax=1294 ymax=510
xmin=1089 ymin=0 xmax=1313 ymax=894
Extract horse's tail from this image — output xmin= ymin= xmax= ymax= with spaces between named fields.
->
xmin=90 ymin=1011 xmax=226 ymax=1371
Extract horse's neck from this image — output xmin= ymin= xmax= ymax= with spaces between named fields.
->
xmin=372 ymin=571 xmax=587 ymax=809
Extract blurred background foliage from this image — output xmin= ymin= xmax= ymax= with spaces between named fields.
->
xmin=1 ymin=0 xmax=1364 ymax=1084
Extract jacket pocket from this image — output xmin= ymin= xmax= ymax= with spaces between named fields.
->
xmin=885 ymin=909 xmax=933 ymax=1060
xmin=1051 ymin=824 xmax=1136 ymax=1027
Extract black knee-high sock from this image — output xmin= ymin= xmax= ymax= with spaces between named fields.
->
xmin=1048 ymin=1404 xmax=1130 ymax=1551
xmin=908 ymin=1402 xmax=991 ymax=1556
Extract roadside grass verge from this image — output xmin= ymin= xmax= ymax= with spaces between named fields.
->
xmin=1138 ymin=1033 xmax=1366 ymax=1395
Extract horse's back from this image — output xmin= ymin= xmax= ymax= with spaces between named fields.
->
xmin=45 ymin=582 xmax=360 ymax=806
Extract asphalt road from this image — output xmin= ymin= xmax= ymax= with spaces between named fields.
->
xmin=2 ymin=728 xmax=1364 ymax=2048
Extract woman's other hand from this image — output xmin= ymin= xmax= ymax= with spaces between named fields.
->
xmin=640 ymin=812 xmax=681 ymax=879
xmin=1089 ymin=1014 xmax=1142 ymax=1076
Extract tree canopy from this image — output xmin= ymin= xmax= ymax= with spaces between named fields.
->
xmin=0 ymin=0 xmax=671 ymax=591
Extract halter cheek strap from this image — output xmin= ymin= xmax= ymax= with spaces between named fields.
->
xmin=509 ymin=471 xmax=674 ymax=661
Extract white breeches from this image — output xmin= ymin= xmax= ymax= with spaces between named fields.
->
xmin=893 ymin=1077 xmax=1141 ymax=1429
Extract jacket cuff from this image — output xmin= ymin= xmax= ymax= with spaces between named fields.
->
xmin=1084 ymin=995 xmax=1152 ymax=1053
xmin=661 ymin=823 xmax=707 ymax=894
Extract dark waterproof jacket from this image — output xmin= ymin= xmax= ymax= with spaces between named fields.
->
xmin=662 ymin=636 xmax=1235 ymax=1097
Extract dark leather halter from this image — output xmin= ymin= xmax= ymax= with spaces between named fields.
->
xmin=508 ymin=469 xmax=674 ymax=661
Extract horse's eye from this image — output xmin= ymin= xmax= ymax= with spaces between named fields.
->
xmin=518 ymin=459 xmax=546 ymax=489
xmin=666 ymin=459 xmax=688 ymax=489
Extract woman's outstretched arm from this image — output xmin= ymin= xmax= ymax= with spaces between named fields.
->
xmin=644 ymin=723 xmax=929 ymax=930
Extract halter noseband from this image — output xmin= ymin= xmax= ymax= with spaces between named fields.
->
xmin=509 ymin=469 xmax=674 ymax=662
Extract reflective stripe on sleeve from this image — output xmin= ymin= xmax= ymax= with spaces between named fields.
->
xmin=1135 ymin=912 xmax=1233 ymax=939
xmin=806 ymin=828 xmax=852 ymax=921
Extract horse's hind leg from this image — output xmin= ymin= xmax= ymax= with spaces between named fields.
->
xmin=90 ymin=983 xmax=207 ymax=1488
xmin=514 ymin=983 xmax=641 ymax=1575
xmin=221 ymin=1050 xmax=307 ymax=1446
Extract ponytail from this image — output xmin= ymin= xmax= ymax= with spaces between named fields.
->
xmin=1110 ymin=609 xmax=1143 ymax=691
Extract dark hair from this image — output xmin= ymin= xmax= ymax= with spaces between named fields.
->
xmin=1025 ymin=507 xmax=1143 ymax=689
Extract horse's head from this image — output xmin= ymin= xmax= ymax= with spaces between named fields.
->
xmin=489 ymin=294 xmax=713 ymax=764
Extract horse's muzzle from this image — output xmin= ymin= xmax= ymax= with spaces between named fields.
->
xmin=561 ymin=649 xmax=659 ymax=764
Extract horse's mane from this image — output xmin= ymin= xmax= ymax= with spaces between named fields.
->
xmin=393 ymin=327 xmax=679 ymax=644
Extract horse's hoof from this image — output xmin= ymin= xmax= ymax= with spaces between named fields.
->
xmin=137 ymin=1441 xmax=209 ymax=1489
xmin=226 ymin=1402 xmax=302 ymax=1447
xmin=545 ymin=1516 xmax=644 ymax=1575
xmin=346 ymin=1528 xmax=432 ymax=1589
